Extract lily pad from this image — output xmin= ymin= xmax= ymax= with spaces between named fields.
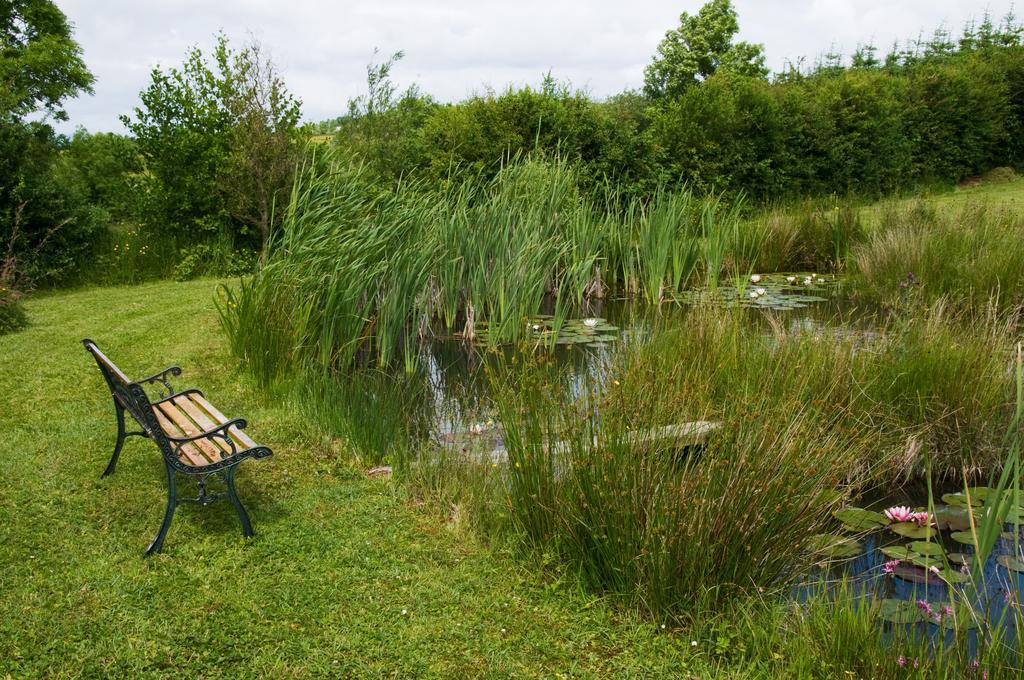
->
xmin=834 ymin=507 xmax=888 ymax=532
xmin=890 ymin=522 xmax=935 ymax=540
xmin=909 ymin=541 xmax=945 ymax=557
xmin=950 ymin=531 xmax=977 ymax=546
xmin=933 ymin=505 xmax=973 ymax=532
xmin=1000 ymin=531 xmax=1021 ymax=542
xmin=936 ymin=568 xmax=971 ymax=585
xmin=947 ymin=552 xmax=973 ymax=566
xmin=996 ymin=555 xmax=1024 ymax=573
xmin=808 ymin=534 xmax=862 ymax=559
xmin=878 ymin=598 xmax=920 ymax=624
xmin=942 ymin=493 xmax=982 ymax=508
xmin=881 ymin=545 xmax=919 ymax=560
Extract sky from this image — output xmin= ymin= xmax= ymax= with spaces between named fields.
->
xmin=57 ymin=1 xmax=1019 ymax=133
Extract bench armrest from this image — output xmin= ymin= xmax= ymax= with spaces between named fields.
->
xmin=152 ymin=387 xmax=205 ymax=406
xmin=138 ymin=366 xmax=182 ymax=398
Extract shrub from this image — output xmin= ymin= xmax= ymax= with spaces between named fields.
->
xmin=0 ymin=286 xmax=28 ymax=335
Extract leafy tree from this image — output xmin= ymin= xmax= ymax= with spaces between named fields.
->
xmin=123 ymin=34 xmax=302 ymax=249
xmin=643 ymin=0 xmax=767 ymax=100
xmin=0 ymin=0 xmax=94 ymax=121
xmin=1 ymin=0 xmax=96 ymax=289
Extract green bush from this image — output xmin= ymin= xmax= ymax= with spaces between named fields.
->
xmin=0 ymin=287 xmax=28 ymax=335
xmin=172 ymin=243 xmax=257 ymax=281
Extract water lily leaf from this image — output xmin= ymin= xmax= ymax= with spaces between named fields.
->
xmin=947 ymin=552 xmax=973 ymax=566
xmin=892 ymin=564 xmax=941 ymax=585
xmin=808 ymin=534 xmax=862 ymax=559
xmin=942 ymin=493 xmax=982 ymax=508
xmin=997 ymin=555 xmax=1024 ymax=573
xmin=909 ymin=541 xmax=945 ymax=557
xmin=950 ymin=531 xmax=977 ymax=546
xmin=1000 ymin=531 xmax=1022 ymax=543
xmin=890 ymin=523 xmax=935 ymax=539
xmin=881 ymin=545 xmax=919 ymax=560
xmin=934 ymin=505 xmax=973 ymax=531
xmin=968 ymin=487 xmax=994 ymax=502
xmin=908 ymin=554 xmax=943 ymax=570
xmin=877 ymin=598 xmax=920 ymax=624
xmin=936 ymin=569 xmax=971 ymax=585
xmin=834 ymin=507 xmax=888 ymax=532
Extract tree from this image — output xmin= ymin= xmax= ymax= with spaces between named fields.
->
xmin=0 ymin=0 xmax=94 ymax=122
xmin=122 ymin=34 xmax=301 ymax=249
xmin=1 ymin=0 xmax=96 ymax=290
xmin=643 ymin=0 xmax=767 ymax=100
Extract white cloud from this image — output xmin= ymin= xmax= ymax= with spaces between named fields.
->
xmin=56 ymin=0 xmax=1018 ymax=133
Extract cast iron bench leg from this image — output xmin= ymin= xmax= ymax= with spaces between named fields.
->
xmin=225 ymin=466 xmax=254 ymax=538
xmin=146 ymin=462 xmax=177 ymax=556
xmin=102 ymin=400 xmax=127 ymax=478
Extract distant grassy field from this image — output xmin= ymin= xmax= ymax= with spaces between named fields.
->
xmin=860 ymin=174 xmax=1024 ymax=228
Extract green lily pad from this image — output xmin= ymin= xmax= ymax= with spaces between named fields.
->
xmin=947 ymin=553 xmax=972 ymax=566
xmin=950 ymin=531 xmax=977 ymax=546
xmin=808 ymin=534 xmax=862 ymax=559
xmin=893 ymin=564 xmax=940 ymax=584
xmin=834 ymin=507 xmax=888 ymax=532
xmin=934 ymin=505 xmax=973 ymax=532
xmin=881 ymin=545 xmax=919 ymax=560
xmin=908 ymin=554 xmax=943 ymax=570
xmin=890 ymin=522 xmax=935 ymax=540
xmin=996 ymin=555 xmax=1024 ymax=573
xmin=942 ymin=493 xmax=982 ymax=508
xmin=968 ymin=487 xmax=994 ymax=502
xmin=909 ymin=541 xmax=945 ymax=557
xmin=936 ymin=568 xmax=971 ymax=585
xmin=878 ymin=598 xmax=920 ymax=624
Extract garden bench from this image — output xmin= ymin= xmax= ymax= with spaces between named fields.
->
xmin=83 ymin=339 xmax=272 ymax=555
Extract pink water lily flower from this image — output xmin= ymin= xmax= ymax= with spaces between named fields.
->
xmin=883 ymin=559 xmax=900 ymax=574
xmin=884 ymin=505 xmax=915 ymax=523
xmin=911 ymin=511 xmax=931 ymax=526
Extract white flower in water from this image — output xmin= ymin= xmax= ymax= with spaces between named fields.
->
xmin=691 ymin=640 xmax=698 ymax=647
xmin=583 ymin=318 xmax=599 ymax=328
xmin=803 ymin=277 xmax=812 ymax=285
xmin=755 ymin=287 xmax=766 ymax=296
xmin=749 ymin=291 xmax=759 ymax=299
xmin=750 ymin=274 xmax=761 ymax=283
xmin=786 ymin=276 xmax=797 ymax=283
xmin=531 ymin=324 xmax=541 ymax=332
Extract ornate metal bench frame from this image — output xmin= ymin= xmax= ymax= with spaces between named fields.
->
xmin=83 ymin=339 xmax=272 ymax=555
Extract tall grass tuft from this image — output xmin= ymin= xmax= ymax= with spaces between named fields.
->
xmin=853 ymin=202 xmax=1024 ymax=310
xmin=220 ymin=150 xmax=746 ymax=377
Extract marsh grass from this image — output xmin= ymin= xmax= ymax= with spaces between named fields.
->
xmin=220 ymin=151 xmax=753 ymax=377
xmin=853 ymin=202 xmax=1024 ymax=310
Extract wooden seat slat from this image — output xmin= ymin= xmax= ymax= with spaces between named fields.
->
xmin=151 ymin=408 xmax=211 ymax=468
xmin=172 ymin=395 xmax=236 ymax=456
xmin=155 ymin=402 xmax=224 ymax=464
xmin=156 ymin=400 xmax=224 ymax=462
xmin=190 ymin=394 xmax=258 ymax=450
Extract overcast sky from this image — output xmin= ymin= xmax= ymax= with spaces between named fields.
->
xmin=57 ymin=1 xmax=1018 ymax=133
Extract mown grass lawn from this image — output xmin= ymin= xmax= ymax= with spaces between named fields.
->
xmin=0 ymin=280 xmax=700 ymax=678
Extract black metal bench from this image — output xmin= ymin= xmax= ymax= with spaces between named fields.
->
xmin=83 ymin=339 xmax=273 ymax=555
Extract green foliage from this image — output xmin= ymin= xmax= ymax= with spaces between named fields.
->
xmin=122 ymin=34 xmax=302 ymax=250
xmin=172 ymin=242 xmax=257 ymax=281
xmin=0 ymin=1 xmax=97 ymax=289
xmin=0 ymin=0 xmax=94 ymax=121
xmin=0 ymin=284 xmax=27 ymax=334
xmin=60 ymin=129 xmax=142 ymax=221
xmin=643 ymin=0 xmax=767 ymax=99
xmin=853 ymin=201 xmax=1024 ymax=310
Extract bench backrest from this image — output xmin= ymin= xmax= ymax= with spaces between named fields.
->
xmin=83 ymin=339 xmax=166 ymax=445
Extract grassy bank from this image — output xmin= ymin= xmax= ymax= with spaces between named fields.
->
xmin=0 ymin=280 xmax=701 ymax=676
xmin=2 ymin=282 xmax=1020 ymax=677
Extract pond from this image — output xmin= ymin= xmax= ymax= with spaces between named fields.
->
xmin=327 ymin=273 xmax=1023 ymax=647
